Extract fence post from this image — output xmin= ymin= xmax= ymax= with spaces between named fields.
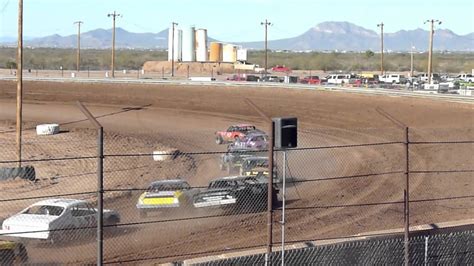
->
xmin=424 ymin=236 xmax=429 ymax=266
xmin=76 ymin=102 xmax=104 ymax=266
xmin=281 ymin=149 xmax=287 ymax=266
xmin=98 ymin=126 xmax=104 ymax=265
xmin=404 ymin=126 xmax=410 ymax=266
xmin=243 ymin=98 xmax=274 ymax=266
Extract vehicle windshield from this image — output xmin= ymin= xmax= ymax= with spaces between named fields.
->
xmin=243 ymin=159 xmax=268 ymax=171
xmin=209 ymin=180 xmax=239 ymax=189
xmin=22 ymin=205 xmax=64 ymax=216
xmin=148 ymin=182 xmax=189 ymax=192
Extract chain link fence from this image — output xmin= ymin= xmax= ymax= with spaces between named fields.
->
xmin=197 ymin=229 xmax=474 ymax=265
xmin=0 ymin=123 xmax=473 ymax=264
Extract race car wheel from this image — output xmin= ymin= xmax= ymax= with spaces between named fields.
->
xmin=106 ymin=215 xmax=120 ymax=225
xmin=215 ymin=136 xmax=223 ymax=145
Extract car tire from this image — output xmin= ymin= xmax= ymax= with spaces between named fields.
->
xmin=106 ymin=215 xmax=120 ymax=225
xmin=215 ymin=136 xmax=223 ymax=145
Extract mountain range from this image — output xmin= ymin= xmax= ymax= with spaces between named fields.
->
xmin=1 ymin=21 xmax=472 ymax=51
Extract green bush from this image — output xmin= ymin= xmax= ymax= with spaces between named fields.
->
xmin=0 ymin=47 xmax=472 ymax=73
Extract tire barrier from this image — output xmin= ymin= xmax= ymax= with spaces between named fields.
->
xmin=0 ymin=166 xmax=36 ymax=181
xmin=36 ymin=124 xmax=60 ymax=135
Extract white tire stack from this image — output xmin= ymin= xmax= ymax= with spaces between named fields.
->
xmin=36 ymin=124 xmax=60 ymax=136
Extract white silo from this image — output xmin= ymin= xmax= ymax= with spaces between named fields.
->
xmin=237 ymin=48 xmax=248 ymax=62
xmin=168 ymin=26 xmax=182 ymax=61
xmin=195 ymin=29 xmax=208 ymax=62
xmin=174 ymin=29 xmax=182 ymax=61
xmin=182 ymin=26 xmax=196 ymax=62
xmin=222 ymin=44 xmax=237 ymax=63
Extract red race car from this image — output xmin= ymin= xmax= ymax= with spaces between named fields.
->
xmin=215 ymin=124 xmax=261 ymax=144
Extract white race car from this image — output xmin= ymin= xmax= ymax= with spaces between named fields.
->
xmin=1 ymin=198 xmax=120 ymax=242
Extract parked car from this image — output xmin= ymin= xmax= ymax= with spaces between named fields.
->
xmin=379 ymin=74 xmax=408 ymax=84
xmin=283 ymin=76 xmax=299 ymax=83
xmin=231 ymin=132 xmax=268 ymax=150
xmin=271 ymin=65 xmax=291 ymax=73
xmin=418 ymin=73 xmax=441 ymax=83
xmin=246 ymin=75 xmax=260 ymax=82
xmin=136 ymin=179 xmax=198 ymax=217
xmin=192 ymin=175 xmax=279 ymax=212
xmin=0 ymin=240 xmax=28 ymax=264
xmin=1 ymin=199 xmax=120 ymax=243
xmin=215 ymin=124 xmax=262 ymax=144
xmin=326 ymin=74 xmax=352 ymax=84
xmin=226 ymin=75 xmax=246 ymax=81
xmin=300 ymin=76 xmax=321 ymax=84
xmin=260 ymin=76 xmax=281 ymax=82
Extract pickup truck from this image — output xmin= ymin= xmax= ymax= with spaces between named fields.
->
xmin=455 ymin=74 xmax=474 ymax=82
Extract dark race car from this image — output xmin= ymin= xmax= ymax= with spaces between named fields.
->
xmin=192 ymin=176 xmax=279 ymax=213
xmin=219 ymin=145 xmax=266 ymax=174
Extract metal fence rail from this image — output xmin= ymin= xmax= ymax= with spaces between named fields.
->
xmin=197 ymin=230 xmax=474 ymax=265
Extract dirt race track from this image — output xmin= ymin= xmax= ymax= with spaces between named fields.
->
xmin=0 ymin=80 xmax=473 ymax=264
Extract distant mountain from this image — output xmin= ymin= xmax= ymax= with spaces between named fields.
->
xmin=21 ymin=28 xmax=169 ymax=49
xmin=1 ymin=22 xmax=472 ymax=51
xmin=239 ymin=22 xmax=473 ymax=51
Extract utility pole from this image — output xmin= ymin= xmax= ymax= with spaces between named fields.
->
xmin=171 ymin=22 xmax=178 ymax=77
xmin=261 ymin=19 xmax=271 ymax=79
xmin=107 ymin=11 xmax=121 ymax=78
xmin=410 ymin=45 xmax=415 ymax=78
xmin=16 ymin=0 xmax=23 ymax=168
xmin=377 ymin=22 xmax=384 ymax=75
xmin=74 ymin=21 xmax=83 ymax=72
xmin=425 ymin=19 xmax=441 ymax=84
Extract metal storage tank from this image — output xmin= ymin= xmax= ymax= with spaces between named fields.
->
xmin=223 ymin=44 xmax=237 ymax=63
xmin=209 ymin=42 xmax=222 ymax=62
xmin=237 ymin=48 xmax=247 ymax=62
xmin=168 ymin=27 xmax=182 ymax=61
xmin=195 ymin=29 xmax=208 ymax=62
xmin=182 ymin=26 xmax=195 ymax=62
xmin=174 ymin=29 xmax=182 ymax=61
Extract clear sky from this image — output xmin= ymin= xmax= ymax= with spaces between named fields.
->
xmin=0 ymin=0 xmax=473 ymax=41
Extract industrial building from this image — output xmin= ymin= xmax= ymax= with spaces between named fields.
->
xmin=167 ymin=24 xmax=247 ymax=64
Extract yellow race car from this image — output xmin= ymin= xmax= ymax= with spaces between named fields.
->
xmin=136 ymin=179 xmax=196 ymax=217
xmin=0 ymin=240 xmax=28 ymax=264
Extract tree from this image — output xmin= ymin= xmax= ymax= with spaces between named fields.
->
xmin=5 ymin=60 xmax=17 ymax=69
xmin=365 ymin=50 xmax=375 ymax=59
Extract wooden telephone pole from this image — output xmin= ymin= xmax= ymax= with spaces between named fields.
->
xmin=107 ymin=11 xmax=121 ymax=78
xmin=261 ymin=19 xmax=271 ymax=79
xmin=74 ymin=21 xmax=83 ymax=72
xmin=377 ymin=22 xmax=384 ymax=75
xmin=16 ymin=0 xmax=23 ymax=167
